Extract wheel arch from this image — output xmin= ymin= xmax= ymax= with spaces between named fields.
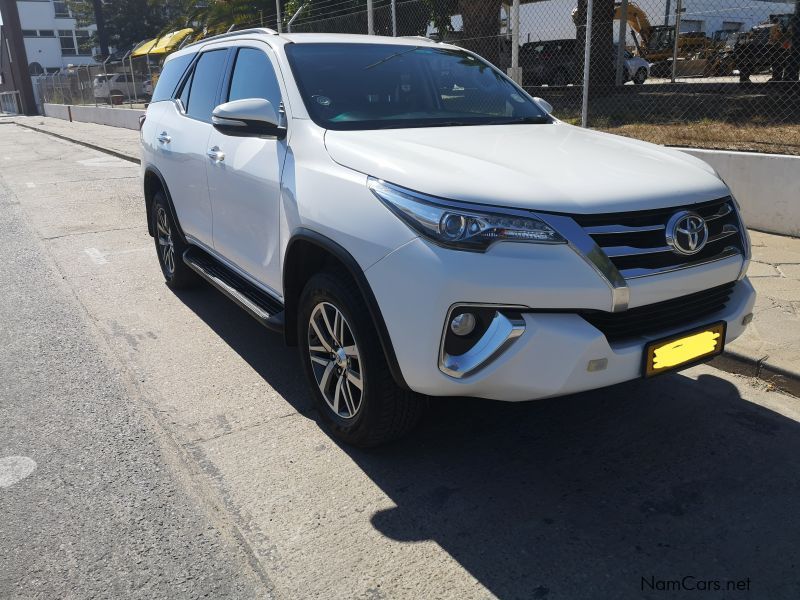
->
xmin=143 ymin=166 xmax=187 ymax=243
xmin=283 ymin=228 xmax=409 ymax=390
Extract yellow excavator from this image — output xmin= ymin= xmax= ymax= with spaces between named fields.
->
xmin=573 ymin=2 xmax=709 ymax=62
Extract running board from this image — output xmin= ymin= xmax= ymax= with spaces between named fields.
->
xmin=183 ymin=247 xmax=284 ymax=334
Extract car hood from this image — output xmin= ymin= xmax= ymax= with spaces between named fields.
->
xmin=324 ymin=122 xmax=728 ymax=214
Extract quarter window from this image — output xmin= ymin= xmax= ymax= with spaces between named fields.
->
xmin=184 ymin=50 xmax=227 ymax=122
xmin=228 ymin=48 xmax=282 ymax=113
xmin=151 ymin=52 xmax=196 ymax=103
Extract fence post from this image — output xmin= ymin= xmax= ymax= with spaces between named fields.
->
xmin=391 ymin=0 xmax=397 ymax=36
xmin=275 ymin=0 xmax=283 ymax=32
xmin=509 ymin=0 xmax=520 ymax=83
xmin=581 ymin=0 xmax=594 ymax=128
xmin=670 ymin=0 xmax=682 ymax=83
xmin=614 ymin=0 xmax=628 ymax=86
xmin=367 ymin=0 xmax=374 ymax=34
xmin=287 ymin=4 xmax=306 ymax=33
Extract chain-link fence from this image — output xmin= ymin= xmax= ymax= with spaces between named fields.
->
xmin=32 ymin=53 xmax=162 ymax=111
xmin=284 ymin=0 xmax=799 ymax=154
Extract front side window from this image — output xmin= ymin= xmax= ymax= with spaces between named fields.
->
xmin=228 ymin=48 xmax=282 ymax=112
xmin=184 ymin=49 xmax=227 ymax=122
xmin=285 ymin=43 xmax=549 ymax=131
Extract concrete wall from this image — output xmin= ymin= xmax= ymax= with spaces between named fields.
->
xmin=680 ymin=148 xmax=800 ymax=238
xmin=43 ymin=102 xmax=71 ymax=121
xmin=69 ymin=105 xmax=143 ymax=130
xmin=43 ymin=103 xmax=143 ymax=130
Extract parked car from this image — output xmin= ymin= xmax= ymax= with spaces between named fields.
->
xmin=141 ymin=31 xmax=754 ymax=446
xmin=521 ymin=39 xmax=650 ymax=85
xmin=93 ymin=73 xmax=153 ymax=102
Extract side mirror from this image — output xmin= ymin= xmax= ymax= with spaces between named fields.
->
xmin=533 ymin=97 xmax=553 ymax=114
xmin=212 ymin=98 xmax=286 ymax=138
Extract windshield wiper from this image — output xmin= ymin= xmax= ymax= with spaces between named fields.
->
xmin=487 ymin=116 xmax=551 ymax=125
xmin=364 ymin=46 xmax=420 ymax=70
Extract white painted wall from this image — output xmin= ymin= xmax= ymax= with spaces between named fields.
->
xmin=43 ymin=102 xmax=143 ymax=130
xmin=18 ymin=0 xmax=98 ymax=72
xmin=681 ymin=148 xmax=800 ymax=237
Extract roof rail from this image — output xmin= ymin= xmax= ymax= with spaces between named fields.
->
xmin=184 ymin=27 xmax=278 ymax=48
xmin=401 ymin=35 xmax=439 ymax=43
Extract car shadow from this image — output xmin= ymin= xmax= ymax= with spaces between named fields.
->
xmin=176 ymin=283 xmax=800 ymax=600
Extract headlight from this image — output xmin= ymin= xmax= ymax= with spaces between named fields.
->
xmin=368 ymin=178 xmax=566 ymax=252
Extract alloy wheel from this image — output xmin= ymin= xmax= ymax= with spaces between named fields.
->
xmin=156 ymin=206 xmax=175 ymax=276
xmin=307 ymin=301 xmax=363 ymax=419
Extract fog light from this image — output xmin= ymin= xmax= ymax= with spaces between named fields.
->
xmin=450 ymin=312 xmax=477 ymax=336
xmin=742 ymin=313 xmax=754 ymax=326
xmin=587 ymin=358 xmax=608 ymax=372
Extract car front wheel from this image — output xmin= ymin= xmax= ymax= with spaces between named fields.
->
xmin=298 ymin=270 xmax=425 ymax=447
xmin=634 ymin=68 xmax=647 ymax=84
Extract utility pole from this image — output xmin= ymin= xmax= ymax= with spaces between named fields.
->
xmin=91 ymin=0 xmax=109 ymax=59
xmin=0 ymin=0 xmax=38 ymax=114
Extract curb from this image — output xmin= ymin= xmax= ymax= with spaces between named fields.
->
xmin=710 ymin=350 xmax=800 ymax=398
xmin=12 ymin=121 xmax=140 ymax=165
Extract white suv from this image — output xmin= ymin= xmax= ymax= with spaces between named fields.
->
xmin=140 ymin=30 xmax=755 ymax=446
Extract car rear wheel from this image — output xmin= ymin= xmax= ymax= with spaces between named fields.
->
xmin=298 ymin=270 xmax=425 ymax=447
xmin=633 ymin=68 xmax=647 ymax=84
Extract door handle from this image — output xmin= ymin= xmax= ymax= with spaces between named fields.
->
xmin=157 ymin=131 xmax=171 ymax=144
xmin=207 ymin=146 xmax=225 ymax=162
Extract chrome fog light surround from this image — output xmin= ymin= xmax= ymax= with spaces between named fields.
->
xmin=439 ymin=304 xmax=526 ymax=379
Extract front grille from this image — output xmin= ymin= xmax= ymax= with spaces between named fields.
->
xmin=571 ymin=197 xmax=745 ymax=279
xmin=581 ymin=282 xmax=735 ymax=341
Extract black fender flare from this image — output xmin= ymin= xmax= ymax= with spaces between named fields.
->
xmin=284 ymin=228 xmax=409 ymax=391
xmin=143 ymin=165 xmax=187 ymax=244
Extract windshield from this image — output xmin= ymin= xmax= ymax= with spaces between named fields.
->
xmin=285 ymin=43 xmax=550 ymax=131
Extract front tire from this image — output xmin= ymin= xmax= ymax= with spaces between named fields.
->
xmin=151 ymin=191 xmax=198 ymax=289
xmin=633 ymin=68 xmax=647 ymax=84
xmin=298 ymin=270 xmax=425 ymax=447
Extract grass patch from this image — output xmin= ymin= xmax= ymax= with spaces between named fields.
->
xmin=596 ymin=122 xmax=800 ymax=155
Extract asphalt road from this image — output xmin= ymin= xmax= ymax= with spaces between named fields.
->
xmin=1 ymin=123 xmax=800 ymax=599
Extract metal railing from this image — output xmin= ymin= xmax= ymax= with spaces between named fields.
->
xmin=0 ymin=91 xmax=22 ymax=115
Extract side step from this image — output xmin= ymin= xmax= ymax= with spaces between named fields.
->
xmin=183 ymin=247 xmax=285 ymax=334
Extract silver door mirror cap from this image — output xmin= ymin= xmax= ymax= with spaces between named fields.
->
xmin=211 ymin=98 xmax=285 ymax=138
xmin=533 ymin=97 xmax=553 ymax=114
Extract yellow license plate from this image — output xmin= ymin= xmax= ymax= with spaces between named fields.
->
xmin=644 ymin=322 xmax=726 ymax=377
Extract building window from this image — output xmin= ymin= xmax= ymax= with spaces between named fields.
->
xmin=59 ymin=30 xmax=76 ymax=56
xmin=75 ymin=30 xmax=92 ymax=56
xmin=680 ymin=20 xmax=704 ymax=33
xmin=53 ymin=1 xmax=71 ymax=18
xmin=39 ymin=30 xmax=56 ymax=37
xmin=721 ymin=22 xmax=743 ymax=32
xmin=22 ymin=30 xmax=38 ymax=37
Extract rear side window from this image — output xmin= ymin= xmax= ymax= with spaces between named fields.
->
xmin=151 ymin=52 xmax=195 ymax=103
xmin=184 ymin=49 xmax=228 ymax=122
xmin=228 ymin=48 xmax=282 ymax=112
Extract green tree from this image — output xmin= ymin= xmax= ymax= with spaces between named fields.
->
xmin=67 ymin=0 xmax=186 ymax=53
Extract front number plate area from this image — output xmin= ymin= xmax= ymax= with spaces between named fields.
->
xmin=644 ymin=322 xmax=726 ymax=377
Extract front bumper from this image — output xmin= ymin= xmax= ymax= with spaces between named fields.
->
xmin=365 ymin=238 xmax=755 ymax=401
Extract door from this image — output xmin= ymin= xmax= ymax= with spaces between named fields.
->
xmin=155 ymin=48 xmax=228 ymax=248
xmin=207 ymin=45 xmax=287 ymax=293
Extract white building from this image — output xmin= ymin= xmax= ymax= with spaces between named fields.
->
xmin=513 ymin=0 xmax=795 ymax=44
xmin=16 ymin=0 xmax=97 ymax=74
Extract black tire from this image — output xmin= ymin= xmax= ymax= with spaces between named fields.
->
xmin=633 ymin=68 xmax=647 ymax=85
xmin=298 ymin=269 xmax=425 ymax=447
xmin=151 ymin=191 xmax=198 ymax=289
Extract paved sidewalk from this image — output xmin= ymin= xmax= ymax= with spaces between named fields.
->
xmin=4 ymin=116 xmax=798 ymax=393
xmin=6 ymin=115 xmax=140 ymax=162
